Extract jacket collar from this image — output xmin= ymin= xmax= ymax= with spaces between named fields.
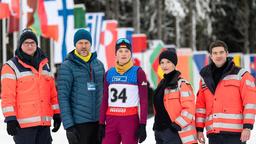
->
xmin=200 ymin=57 xmax=235 ymax=94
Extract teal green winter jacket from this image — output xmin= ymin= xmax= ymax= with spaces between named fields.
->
xmin=57 ymin=50 xmax=104 ymax=129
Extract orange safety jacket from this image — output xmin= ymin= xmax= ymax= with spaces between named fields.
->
xmin=163 ymin=78 xmax=197 ymax=144
xmin=1 ymin=57 xmax=60 ymax=128
xmin=196 ymin=68 xmax=256 ymax=135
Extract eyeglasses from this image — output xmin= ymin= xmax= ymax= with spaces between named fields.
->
xmin=116 ymin=38 xmax=131 ymax=45
xmin=22 ymin=41 xmax=36 ymax=47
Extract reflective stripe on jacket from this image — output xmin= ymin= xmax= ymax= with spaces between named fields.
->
xmin=196 ymin=68 xmax=256 ymax=135
xmin=164 ymin=78 xmax=197 ymax=144
xmin=1 ymin=57 xmax=60 ymax=128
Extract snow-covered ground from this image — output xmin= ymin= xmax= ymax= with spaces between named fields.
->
xmin=1 ymin=104 xmax=256 ymax=144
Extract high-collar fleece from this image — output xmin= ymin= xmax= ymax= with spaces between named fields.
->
xmin=200 ymin=57 xmax=235 ymax=94
xmin=15 ymin=47 xmax=46 ymax=71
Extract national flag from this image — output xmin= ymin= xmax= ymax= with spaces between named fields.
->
xmin=8 ymin=15 xmax=19 ymax=32
xmin=54 ymin=0 xmax=74 ymax=63
xmin=74 ymin=4 xmax=86 ymax=28
xmin=192 ymin=51 xmax=209 ymax=91
xmin=149 ymin=41 xmax=165 ymax=88
xmin=26 ymin=0 xmax=38 ymax=27
xmin=176 ymin=48 xmax=193 ymax=85
xmin=0 ymin=0 xmax=11 ymax=19
xmin=6 ymin=0 xmax=20 ymax=32
xmin=37 ymin=0 xmax=59 ymax=41
xmin=193 ymin=52 xmax=209 ymax=71
xmin=86 ymin=12 xmax=105 ymax=52
xmin=30 ymin=6 xmax=41 ymax=35
xmin=250 ymin=55 xmax=256 ymax=77
xmin=229 ymin=53 xmax=243 ymax=67
xmin=117 ymin=27 xmax=134 ymax=41
xmin=132 ymin=34 xmax=147 ymax=53
xmin=99 ymin=20 xmax=118 ymax=69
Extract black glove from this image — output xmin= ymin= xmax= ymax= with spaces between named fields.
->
xmin=52 ymin=114 xmax=61 ymax=132
xmin=7 ymin=120 xmax=20 ymax=136
xmin=170 ymin=122 xmax=182 ymax=131
xmin=98 ymin=124 xmax=106 ymax=143
xmin=66 ymin=126 xmax=80 ymax=144
xmin=136 ymin=124 xmax=147 ymax=143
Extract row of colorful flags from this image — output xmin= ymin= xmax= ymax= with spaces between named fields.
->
xmin=1 ymin=0 xmax=255 ymax=90
xmin=0 ymin=0 xmax=148 ymax=64
xmin=143 ymin=42 xmax=256 ymax=90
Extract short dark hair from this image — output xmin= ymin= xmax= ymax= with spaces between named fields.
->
xmin=208 ymin=40 xmax=228 ymax=53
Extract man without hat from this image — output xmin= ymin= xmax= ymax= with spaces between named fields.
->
xmin=1 ymin=28 xmax=61 ymax=144
xmin=57 ymin=29 xmax=105 ymax=144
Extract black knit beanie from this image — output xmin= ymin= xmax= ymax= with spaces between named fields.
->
xmin=18 ymin=28 xmax=38 ymax=49
xmin=159 ymin=50 xmax=178 ymax=66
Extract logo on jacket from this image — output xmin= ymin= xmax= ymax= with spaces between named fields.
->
xmin=141 ymin=81 xmax=147 ymax=86
xmin=112 ymin=76 xmax=127 ymax=82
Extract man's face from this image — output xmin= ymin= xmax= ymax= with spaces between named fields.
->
xmin=21 ymin=39 xmax=37 ymax=56
xmin=210 ymin=46 xmax=228 ymax=67
xmin=75 ymin=39 xmax=91 ymax=57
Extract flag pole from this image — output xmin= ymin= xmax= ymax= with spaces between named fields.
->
xmin=50 ymin=40 xmax=56 ymax=74
xmin=2 ymin=19 xmax=7 ymax=63
xmin=19 ymin=0 xmax=23 ymax=32
xmin=13 ymin=32 xmax=17 ymax=56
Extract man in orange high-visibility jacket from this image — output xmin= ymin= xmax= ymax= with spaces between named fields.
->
xmin=1 ymin=28 xmax=61 ymax=144
xmin=196 ymin=40 xmax=256 ymax=144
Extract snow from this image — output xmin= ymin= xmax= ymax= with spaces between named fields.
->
xmin=165 ymin=0 xmax=187 ymax=18
xmin=1 ymin=102 xmax=256 ymax=144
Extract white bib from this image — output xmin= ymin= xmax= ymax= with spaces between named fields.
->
xmin=108 ymin=83 xmax=139 ymax=107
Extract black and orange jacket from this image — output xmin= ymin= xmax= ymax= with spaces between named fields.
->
xmin=1 ymin=56 xmax=60 ymax=128
xmin=196 ymin=59 xmax=256 ymax=135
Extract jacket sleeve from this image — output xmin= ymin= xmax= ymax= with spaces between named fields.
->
xmin=1 ymin=64 xmax=17 ymax=122
xmin=195 ymin=80 xmax=206 ymax=132
xmin=99 ymin=73 xmax=109 ymax=124
xmin=57 ymin=62 xmax=74 ymax=129
xmin=137 ymin=68 xmax=148 ymax=124
xmin=50 ymin=76 xmax=60 ymax=115
xmin=240 ymin=72 xmax=256 ymax=129
xmin=174 ymin=81 xmax=195 ymax=129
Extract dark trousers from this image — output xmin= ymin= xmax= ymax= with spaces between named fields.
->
xmin=208 ymin=134 xmax=246 ymax=144
xmin=68 ymin=122 xmax=99 ymax=144
xmin=13 ymin=126 xmax=52 ymax=144
xmin=155 ymin=128 xmax=182 ymax=144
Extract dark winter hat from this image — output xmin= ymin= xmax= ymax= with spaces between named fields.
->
xmin=73 ymin=29 xmax=92 ymax=47
xmin=115 ymin=38 xmax=132 ymax=53
xmin=159 ymin=50 xmax=178 ymax=66
xmin=18 ymin=28 xmax=38 ymax=49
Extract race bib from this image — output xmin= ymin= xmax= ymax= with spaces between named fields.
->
xmin=108 ymin=83 xmax=139 ymax=107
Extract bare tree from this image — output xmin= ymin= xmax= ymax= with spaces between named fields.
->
xmin=133 ymin=0 xmax=140 ymax=33
xmin=157 ymin=0 xmax=163 ymax=39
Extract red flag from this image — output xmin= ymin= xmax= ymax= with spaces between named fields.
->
xmin=7 ymin=0 xmax=20 ymax=32
xmin=8 ymin=15 xmax=19 ymax=32
xmin=0 ymin=2 xmax=10 ymax=19
xmin=37 ymin=0 xmax=58 ymax=40
xmin=132 ymin=34 xmax=147 ymax=53
xmin=27 ymin=0 xmax=37 ymax=27
xmin=100 ymin=20 xmax=118 ymax=68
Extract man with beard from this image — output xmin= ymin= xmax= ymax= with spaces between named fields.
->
xmin=57 ymin=29 xmax=105 ymax=144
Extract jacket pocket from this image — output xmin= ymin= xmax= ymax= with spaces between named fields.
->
xmin=164 ymin=92 xmax=181 ymax=120
xmin=18 ymin=102 xmax=37 ymax=118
